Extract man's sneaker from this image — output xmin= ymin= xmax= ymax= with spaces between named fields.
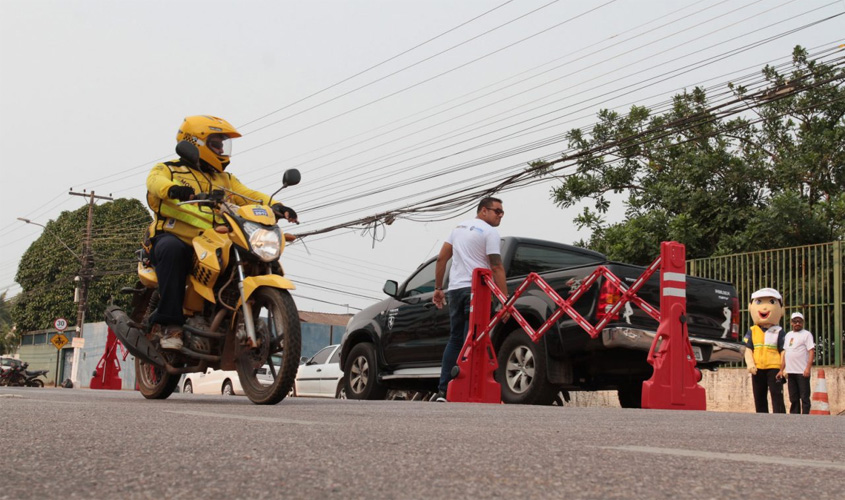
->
xmin=159 ymin=325 xmax=183 ymax=350
xmin=435 ymin=391 xmax=447 ymax=402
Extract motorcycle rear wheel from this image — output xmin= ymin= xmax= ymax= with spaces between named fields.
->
xmin=28 ymin=379 xmax=44 ymax=388
xmin=236 ymin=288 xmax=301 ymax=405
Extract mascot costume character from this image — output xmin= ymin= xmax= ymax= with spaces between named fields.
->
xmin=743 ymin=287 xmax=786 ymax=413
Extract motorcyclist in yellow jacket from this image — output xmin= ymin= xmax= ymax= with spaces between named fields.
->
xmin=145 ymin=115 xmax=297 ymax=350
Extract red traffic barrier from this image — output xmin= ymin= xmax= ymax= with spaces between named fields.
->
xmin=640 ymin=242 xmax=705 ymax=410
xmin=447 ymin=269 xmax=502 ymax=404
xmin=90 ymin=328 xmax=124 ymax=390
xmin=447 ymin=241 xmax=706 ymax=410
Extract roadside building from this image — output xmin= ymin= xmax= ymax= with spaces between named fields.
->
xmin=300 ymin=311 xmax=352 ymax=357
xmin=13 ymin=311 xmax=352 ymax=389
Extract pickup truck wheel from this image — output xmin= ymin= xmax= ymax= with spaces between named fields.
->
xmin=497 ymin=330 xmax=556 ymax=405
xmin=344 ymin=343 xmax=388 ymax=400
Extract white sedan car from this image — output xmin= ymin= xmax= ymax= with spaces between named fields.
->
xmin=182 ymin=357 xmax=280 ymax=396
xmin=294 ymin=344 xmax=344 ymax=398
xmin=182 ymin=368 xmax=243 ymax=396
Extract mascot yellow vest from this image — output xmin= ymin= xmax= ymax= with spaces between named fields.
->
xmin=750 ymin=325 xmax=782 ymax=369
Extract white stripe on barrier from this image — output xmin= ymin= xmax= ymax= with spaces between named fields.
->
xmin=663 ymin=272 xmax=686 ymax=283
xmin=663 ymin=288 xmax=686 ymax=298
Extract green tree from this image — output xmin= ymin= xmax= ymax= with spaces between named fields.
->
xmin=12 ymin=198 xmax=151 ymax=332
xmin=551 ymin=47 xmax=845 ymax=264
xmin=0 ymin=292 xmax=16 ymax=354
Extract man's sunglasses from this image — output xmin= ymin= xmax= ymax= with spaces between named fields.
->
xmin=485 ymin=207 xmax=505 ymax=215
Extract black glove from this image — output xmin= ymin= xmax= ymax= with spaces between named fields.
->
xmin=272 ymin=203 xmax=298 ymax=223
xmin=168 ymin=185 xmax=195 ymax=202
xmin=209 ymin=189 xmax=226 ymax=202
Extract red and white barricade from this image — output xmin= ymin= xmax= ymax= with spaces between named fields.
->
xmin=447 ymin=241 xmax=706 ymax=410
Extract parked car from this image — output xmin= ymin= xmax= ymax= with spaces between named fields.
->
xmin=182 ymin=368 xmax=243 ymax=396
xmin=0 ymin=356 xmax=23 ymax=373
xmin=182 ymin=356 xmax=281 ymax=396
xmin=293 ymin=344 xmax=344 ymax=398
xmin=340 ymin=236 xmax=742 ymax=407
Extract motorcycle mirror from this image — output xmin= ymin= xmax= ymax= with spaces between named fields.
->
xmin=269 ymin=169 xmax=301 ymax=203
xmin=176 ymin=140 xmax=200 ymax=167
xmin=282 ymin=169 xmax=301 ymax=187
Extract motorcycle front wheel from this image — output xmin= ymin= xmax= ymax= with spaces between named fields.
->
xmin=133 ymin=289 xmax=179 ymax=399
xmin=236 ymin=288 xmax=301 ymax=405
xmin=135 ymin=352 xmax=179 ymax=399
xmin=136 ymin=356 xmax=179 ymax=399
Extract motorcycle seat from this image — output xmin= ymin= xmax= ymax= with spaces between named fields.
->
xmin=25 ymin=370 xmax=48 ymax=377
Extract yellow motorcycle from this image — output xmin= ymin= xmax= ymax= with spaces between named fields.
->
xmin=106 ymin=141 xmax=301 ymax=405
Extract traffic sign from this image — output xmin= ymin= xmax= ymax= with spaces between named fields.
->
xmin=51 ymin=333 xmax=69 ymax=350
xmin=54 ymin=318 xmax=68 ymax=331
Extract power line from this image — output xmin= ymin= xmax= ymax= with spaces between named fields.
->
xmin=280 ymin=0 xmax=826 ymax=207
xmin=235 ymin=0 xmax=619 ymax=156
xmin=291 ymin=50 xmax=845 ymax=238
xmin=239 ymin=0 xmax=545 ymax=134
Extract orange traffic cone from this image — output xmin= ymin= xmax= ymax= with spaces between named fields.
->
xmin=809 ymin=369 xmax=830 ymax=415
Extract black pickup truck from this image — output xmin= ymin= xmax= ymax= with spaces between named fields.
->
xmin=339 ymin=237 xmax=742 ymax=407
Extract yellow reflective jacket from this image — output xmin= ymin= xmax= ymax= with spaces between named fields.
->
xmin=146 ymin=160 xmax=279 ymax=244
xmin=744 ymin=325 xmax=786 ymax=370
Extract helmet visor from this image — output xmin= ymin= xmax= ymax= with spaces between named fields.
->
xmin=204 ymin=135 xmax=233 ymax=157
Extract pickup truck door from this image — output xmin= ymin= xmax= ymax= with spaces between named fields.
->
xmin=382 ymin=259 xmax=440 ymax=365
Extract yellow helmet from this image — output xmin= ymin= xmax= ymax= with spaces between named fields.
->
xmin=176 ymin=115 xmax=242 ymax=172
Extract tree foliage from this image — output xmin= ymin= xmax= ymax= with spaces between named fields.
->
xmin=552 ymin=47 xmax=845 ymax=264
xmin=0 ymin=293 xmax=15 ymax=354
xmin=12 ymin=198 xmax=151 ymax=332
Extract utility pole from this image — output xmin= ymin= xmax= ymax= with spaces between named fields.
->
xmin=68 ymin=189 xmax=113 ymax=388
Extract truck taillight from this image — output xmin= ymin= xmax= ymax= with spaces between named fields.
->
xmin=730 ymin=297 xmax=740 ymax=341
xmin=596 ymin=280 xmax=621 ymax=322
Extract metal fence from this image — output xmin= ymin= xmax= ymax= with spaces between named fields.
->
xmin=687 ymin=241 xmax=843 ymax=367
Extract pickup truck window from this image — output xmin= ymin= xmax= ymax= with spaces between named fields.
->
xmin=508 ymin=244 xmax=602 ymax=277
xmin=403 ymin=260 xmax=437 ymax=297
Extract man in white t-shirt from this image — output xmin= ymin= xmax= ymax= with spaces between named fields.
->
xmin=780 ymin=312 xmax=815 ymax=414
xmin=432 ymin=197 xmax=508 ymax=402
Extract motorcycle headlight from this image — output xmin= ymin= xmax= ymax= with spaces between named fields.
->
xmin=243 ymin=222 xmax=282 ymax=262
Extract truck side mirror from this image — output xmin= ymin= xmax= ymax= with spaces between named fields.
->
xmin=383 ymin=280 xmax=398 ymax=298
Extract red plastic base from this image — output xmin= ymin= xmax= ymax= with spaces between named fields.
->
xmin=447 ymin=339 xmax=501 ymax=404
xmin=90 ymin=328 xmax=124 ymax=391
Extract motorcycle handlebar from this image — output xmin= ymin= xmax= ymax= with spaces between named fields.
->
xmin=176 ymin=190 xmax=226 ymax=206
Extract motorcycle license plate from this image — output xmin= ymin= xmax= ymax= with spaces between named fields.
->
xmin=691 ymin=346 xmax=703 ymax=362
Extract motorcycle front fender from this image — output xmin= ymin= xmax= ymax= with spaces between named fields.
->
xmin=241 ymin=275 xmax=296 ymax=303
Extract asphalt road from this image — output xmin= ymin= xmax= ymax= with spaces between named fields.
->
xmin=1 ymin=387 xmax=842 ymax=499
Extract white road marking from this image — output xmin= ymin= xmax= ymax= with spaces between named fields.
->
xmin=602 ymin=445 xmax=845 ymax=471
xmin=164 ymin=409 xmax=326 ymax=425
